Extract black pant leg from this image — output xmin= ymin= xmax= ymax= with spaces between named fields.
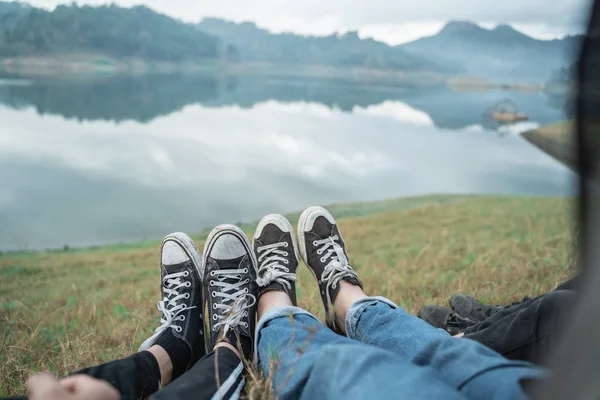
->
xmin=463 ymin=290 xmax=574 ymax=365
xmin=72 ymin=351 xmax=161 ymax=400
xmin=151 ymin=347 xmax=244 ymax=400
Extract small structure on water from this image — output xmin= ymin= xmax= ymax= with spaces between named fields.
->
xmin=491 ymin=99 xmax=529 ymax=123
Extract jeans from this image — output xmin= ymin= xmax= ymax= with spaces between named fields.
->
xmin=256 ymin=297 xmax=547 ymax=400
xmin=464 ymin=290 xmax=575 ymax=364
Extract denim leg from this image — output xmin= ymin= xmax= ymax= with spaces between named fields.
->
xmin=346 ymin=297 xmax=548 ymax=400
xmin=255 ymin=306 xmax=469 ymax=400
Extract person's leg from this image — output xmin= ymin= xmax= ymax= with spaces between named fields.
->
xmin=152 ymin=224 xmax=258 ymax=400
xmin=462 ymin=290 xmax=574 ymax=364
xmin=252 ymin=214 xmax=469 ymax=400
xmin=69 ymin=233 xmax=207 ymax=400
xmin=296 ymin=206 xmax=547 ymax=400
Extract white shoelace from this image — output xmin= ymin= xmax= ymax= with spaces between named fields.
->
xmin=314 ymin=235 xmax=359 ymax=306
xmin=210 ymin=268 xmax=257 ymax=335
xmin=139 ymin=270 xmax=196 ymax=350
xmin=256 ymin=241 xmax=296 ymax=289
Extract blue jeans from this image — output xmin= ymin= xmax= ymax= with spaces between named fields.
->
xmin=255 ymin=296 xmax=547 ymax=400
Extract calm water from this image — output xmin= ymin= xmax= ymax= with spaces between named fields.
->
xmin=0 ymin=73 xmax=574 ymax=251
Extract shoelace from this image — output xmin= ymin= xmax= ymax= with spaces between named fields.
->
xmin=139 ymin=271 xmax=196 ymax=349
xmin=447 ymin=313 xmax=476 ymax=330
xmin=210 ymin=268 xmax=256 ymax=335
xmin=256 ymin=241 xmax=296 ymax=289
xmin=314 ymin=235 xmax=359 ymax=306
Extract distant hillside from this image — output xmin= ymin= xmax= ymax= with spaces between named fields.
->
xmin=0 ymin=3 xmax=222 ymax=61
xmin=197 ymin=18 xmax=447 ymax=72
xmin=399 ymin=21 xmax=581 ymax=82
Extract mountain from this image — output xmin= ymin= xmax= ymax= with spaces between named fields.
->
xmin=399 ymin=21 xmax=581 ymax=82
xmin=197 ymin=18 xmax=447 ymax=72
xmin=0 ymin=3 xmax=221 ymax=61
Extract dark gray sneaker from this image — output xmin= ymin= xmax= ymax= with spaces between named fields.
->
xmin=139 ymin=233 xmax=205 ymax=373
xmin=203 ymin=225 xmax=258 ymax=360
xmin=449 ymin=294 xmax=501 ymax=322
xmin=298 ymin=206 xmax=362 ymax=331
xmin=253 ymin=214 xmax=299 ymax=305
xmin=418 ymin=305 xmax=477 ymax=335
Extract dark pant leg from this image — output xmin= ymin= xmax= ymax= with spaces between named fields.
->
xmin=554 ymin=276 xmax=579 ymax=291
xmin=72 ymin=351 xmax=161 ymax=400
xmin=151 ymin=347 xmax=244 ymax=400
xmin=463 ymin=290 xmax=574 ymax=365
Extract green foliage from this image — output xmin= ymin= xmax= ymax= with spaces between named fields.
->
xmin=197 ymin=18 xmax=444 ymax=72
xmin=0 ymin=2 xmax=221 ymax=61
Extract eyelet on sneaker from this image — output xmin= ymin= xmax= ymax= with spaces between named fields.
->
xmin=212 ymin=314 xmax=217 ymax=320
xmin=186 ymin=282 xmax=191 ymax=287
xmin=212 ymin=291 xmax=216 ymax=297
xmin=320 ymin=257 xmax=326 ymax=262
xmin=283 ymin=268 xmax=289 ymax=272
xmin=284 ymin=242 xmax=289 ymax=247
xmin=332 ymin=283 xmax=337 ymax=289
xmin=243 ymin=268 xmax=248 ymax=273
xmin=209 ymin=280 xmax=214 ymax=286
xmin=184 ymin=271 xmax=189 ymax=277
xmin=244 ymin=288 xmax=248 ymax=293
xmin=317 ymin=249 xmax=322 ymax=255
xmin=284 ymin=259 xmax=289 ymax=264
xmin=179 ymin=315 xmax=186 ymax=321
xmin=283 ymin=252 xmax=288 ymax=256
xmin=213 ymin=303 xmax=217 ymax=309
xmin=313 ymin=241 xmax=318 ymax=246
xmin=185 ymin=293 xmax=190 ymax=299
xmin=210 ymin=271 xmax=215 ymax=276
xmin=176 ymin=326 xmax=182 ymax=332
xmin=245 ymin=279 xmax=250 ymax=284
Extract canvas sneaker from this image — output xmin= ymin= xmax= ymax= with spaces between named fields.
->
xmin=253 ymin=214 xmax=299 ymax=305
xmin=297 ymin=206 xmax=362 ymax=331
xmin=418 ymin=305 xmax=477 ymax=335
xmin=203 ymin=224 xmax=258 ymax=359
xmin=139 ymin=232 xmax=205 ymax=377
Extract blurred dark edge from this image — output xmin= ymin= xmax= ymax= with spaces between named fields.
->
xmin=537 ymin=0 xmax=600 ymax=398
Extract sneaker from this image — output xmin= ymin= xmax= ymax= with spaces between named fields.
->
xmin=202 ymin=224 xmax=258 ymax=359
xmin=449 ymin=294 xmax=503 ymax=322
xmin=449 ymin=294 xmax=532 ymax=322
xmin=253 ymin=214 xmax=299 ymax=305
xmin=139 ymin=232 xmax=205 ymax=377
xmin=297 ymin=206 xmax=362 ymax=331
xmin=418 ymin=305 xmax=477 ymax=335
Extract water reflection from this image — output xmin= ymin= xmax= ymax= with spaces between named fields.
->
xmin=0 ymin=73 xmax=566 ymax=129
xmin=0 ymin=73 xmax=573 ymax=251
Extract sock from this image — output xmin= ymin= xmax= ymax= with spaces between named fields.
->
xmin=155 ymin=328 xmax=192 ymax=381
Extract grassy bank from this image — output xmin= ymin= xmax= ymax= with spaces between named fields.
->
xmin=522 ymin=121 xmax=574 ymax=169
xmin=0 ymin=195 xmax=575 ymax=396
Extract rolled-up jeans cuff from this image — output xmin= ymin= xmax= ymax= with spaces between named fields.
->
xmin=345 ymin=296 xmax=398 ymax=339
xmin=253 ymin=305 xmax=319 ymax=364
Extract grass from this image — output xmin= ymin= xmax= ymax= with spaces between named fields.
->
xmin=0 ymin=194 xmax=576 ymax=397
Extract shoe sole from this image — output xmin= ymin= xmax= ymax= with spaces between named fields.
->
xmin=253 ymin=214 xmax=301 ymax=264
xmin=162 ymin=232 xmax=204 ymax=280
xmin=202 ymin=224 xmax=258 ymax=274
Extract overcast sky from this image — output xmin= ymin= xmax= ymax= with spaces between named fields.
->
xmin=22 ymin=0 xmax=592 ymax=45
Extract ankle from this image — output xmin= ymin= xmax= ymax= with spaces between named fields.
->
xmin=214 ymin=341 xmax=243 ymax=360
xmin=147 ymin=345 xmax=173 ymax=385
xmin=333 ymin=281 xmax=367 ymax=332
xmin=258 ymin=290 xmax=293 ymax=320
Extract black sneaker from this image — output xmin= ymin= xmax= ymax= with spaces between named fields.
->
xmin=253 ymin=214 xmax=299 ymax=305
xmin=418 ymin=305 xmax=477 ymax=335
xmin=139 ymin=232 xmax=205 ymax=378
xmin=298 ymin=206 xmax=362 ymax=331
xmin=202 ymin=224 xmax=258 ymax=360
xmin=449 ymin=294 xmax=532 ymax=322
xmin=449 ymin=294 xmax=501 ymax=322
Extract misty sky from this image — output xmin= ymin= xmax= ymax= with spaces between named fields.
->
xmin=18 ymin=0 xmax=593 ymax=45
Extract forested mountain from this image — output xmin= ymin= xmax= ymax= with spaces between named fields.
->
xmin=196 ymin=18 xmax=446 ymax=72
xmin=399 ymin=21 xmax=581 ymax=81
xmin=0 ymin=2 xmax=222 ymax=61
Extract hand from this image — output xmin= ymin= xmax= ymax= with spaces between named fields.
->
xmin=27 ymin=373 xmax=120 ymax=400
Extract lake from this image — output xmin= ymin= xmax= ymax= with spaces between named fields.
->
xmin=0 ymin=73 xmax=574 ymax=251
